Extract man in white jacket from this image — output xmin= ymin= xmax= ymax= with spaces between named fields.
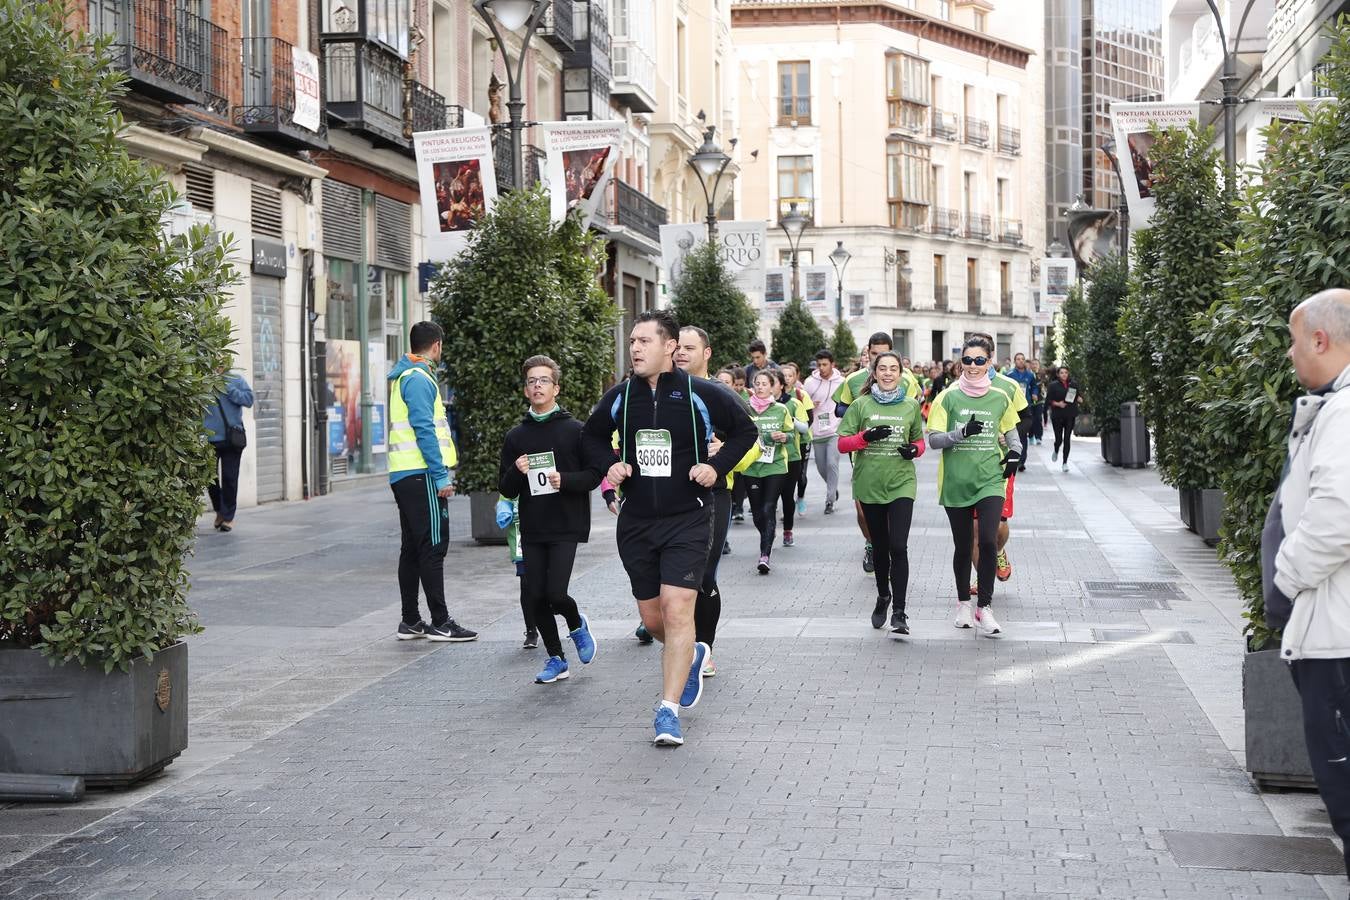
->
xmin=1265 ymin=288 xmax=1350 ymax=878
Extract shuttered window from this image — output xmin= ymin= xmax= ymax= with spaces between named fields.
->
xmin=184 ymin=164 xmax=214 ymax=211
xmin=251 ymin=184 xmax=284 ymax=238
xmin=374 ymin=195 xmax=412 ymax=270
xmin=323 ymin=181 xmax=363 ymax=260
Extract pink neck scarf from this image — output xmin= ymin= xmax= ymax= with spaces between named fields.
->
xmin=959 ymin=370 xmax=992 ymax=397
xmin=748 ymin=394 xmax=776 ymax=413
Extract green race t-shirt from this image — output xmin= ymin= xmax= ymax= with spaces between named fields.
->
xmin=784 ymin=394 xmax=809 ymax=463
xmin=926 ymin=385 xmax=1020 ymax=508
xmin=838 ymin=395 xmax=925 ymax=504
xmin=745 ymin=402 xmax=792 ymax=477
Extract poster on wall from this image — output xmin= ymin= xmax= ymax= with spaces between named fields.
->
xmin=325 ymin=339 xmax=363 ymax=462
xmin=413 ymin=127 xmax=498 ymax=262
xmin=763 ymin=267 xmax=790 ymax=306
xmin=660 ymin=222 xmax=707 ymax=287
xmin=1042 ymin=257 xmax=1075 ymax=302
xmin=1252 ymin=97 xmax=1334 ymax=162
xmin=292 ymin=48 xmax=321 ymax=133
xmin=1109 ymin=102 xmax=1199 ymax=229
xmin=802 ymin=265 xmax=832 ymax=312
xmin=541 ymin=120 xmax=625 ymax=228
xmin=717 ymin=221 xmax=768 ymax=295
xmin=367 ymin=340 xmax=388 ymax=454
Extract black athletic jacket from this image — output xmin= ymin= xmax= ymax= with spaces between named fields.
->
xmin=499 ymin=408 xmax=603 ymax=543
xmin=582 ymin=370 xmax=758 ymax=519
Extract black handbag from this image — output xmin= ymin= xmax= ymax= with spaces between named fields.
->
xmin=214 ymin=399 xmax=247 ymax=450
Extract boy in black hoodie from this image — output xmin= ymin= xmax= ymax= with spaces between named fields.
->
xmin=499 ymin=355 xmax=604 ymax=685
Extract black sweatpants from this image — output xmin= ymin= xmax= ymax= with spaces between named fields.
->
xmin=861 ymin=498 xmax=915 ymax=605
xmin=391 ymin=474 xmax=450 ymax=627
xmin=732 ymin=473 xmax=748 ymax=514
xmin=797 ymin=444 xmax=811 ymax=499
xmin=208 ymin=443 xmax=243 ymax=522
xmin=696 ymin=490 xmax=732 ymax=647
xmin=521 ymin=541 xmax=583 ymax=659
xmin=1290 ymin=658 xmax=1350 ymax=876
xmin=1028 ymin=404 xmax=1045 ymax=441
xmin=945 ymin=496 xmax=1004 ymax=607
xmin=779 ymin=459 xmax=805 ymax=530
xmin=1052 ymin=412 xmax=1076 ymax=463
xmin=744 ymin=474 xmax=785 ymax=557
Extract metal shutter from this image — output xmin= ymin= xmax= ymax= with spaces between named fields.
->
xmin=323 ymin=181 xmax=363 ymax=260
xmin=374 ymin=194 xmax=411 ymax=269
xmin=184 ymin=164 xmax=214 ymax=211
xmin=251 ymin=276 xmax=286 ymax=502
xmin=251 ymin=184 xmax=284 ymax=239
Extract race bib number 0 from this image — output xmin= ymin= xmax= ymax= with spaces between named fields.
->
xmin=527 ymin=451 xmax=558 ymax=496
xmin=758 ymin=441 xmax=777 ymax=464
xmin=635 ymin=429 xmax=672 ymax=477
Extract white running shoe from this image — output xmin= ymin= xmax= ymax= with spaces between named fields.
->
xmin=1061 ymin=463 xmax=1069 ymax=473
xmin=974 ymin=606 xmax=1002 ymax=636
xmin=954 ymin=600 xmax=974 ymax=629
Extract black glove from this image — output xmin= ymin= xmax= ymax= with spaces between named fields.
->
xmin=961 ymin=415 xmax=985 ymax=438
xmin=862 ymin=425 xmax=893 ymax=443
xmin=1002 ymin=452 xmax=1021 ymax=479
xmin=898 ymin=443 xmax=919 ymax=460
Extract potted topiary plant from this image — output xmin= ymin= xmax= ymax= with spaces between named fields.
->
xmin=669 ymin=241 xmax=758 ymax=371
xmin=1061 ymin=283 xmax=1098 ymax=437
xmin=430 ymin=188 xmax=615 ymax=542
xmin=0 ymin=3 xmax=235 ymax=786
xmin=1080 ymin=255 xmax=1135 ymax=462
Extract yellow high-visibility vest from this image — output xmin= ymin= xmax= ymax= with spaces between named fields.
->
xmin=388 ymin=367 xmax=458 ymax=475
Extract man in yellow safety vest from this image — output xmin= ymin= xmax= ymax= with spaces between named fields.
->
xmin=388 ymin=321 xmax=477 ymax=643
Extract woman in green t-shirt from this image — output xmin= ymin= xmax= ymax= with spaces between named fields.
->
xmin=925 ymin=336 xmax=1023 ymax=637
xmin=744 ymin=369 xmax=794 ymax=574
xmin=836 ymin=352 xmax=926 ymax=635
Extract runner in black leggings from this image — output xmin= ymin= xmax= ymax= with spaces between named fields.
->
xmin=1046 ymin=366 xmax=1081 ymax=473
xmin=742 ymin=369 xmax=794 ymax=574
xmin=774 ymin=365 xmax=812 ymax=546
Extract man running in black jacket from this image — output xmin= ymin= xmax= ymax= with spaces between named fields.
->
xmin=583 ymin=311 xmax=758 ymax=746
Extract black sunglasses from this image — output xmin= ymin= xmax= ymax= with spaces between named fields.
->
xmin=961 ymin=355 xmax=989 ymax=366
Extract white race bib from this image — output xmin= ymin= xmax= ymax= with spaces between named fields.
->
xmin=817 ymin=411 xmax=831 ymax=426
xmin=758 ymin=441 xmax=777 ymax=464
xmin=635 ymin=429 xmax=672 ymax=477
xmin=527 ymin=451 xmax=559 ymax=496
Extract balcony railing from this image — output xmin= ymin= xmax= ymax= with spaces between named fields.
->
xmin=887 ymin=98 xmax=927 ymax=134
xmin=92 ymin=0 xmax=228 ymax=112
xmin=964 ymin=213 xmax=992 ymax=240
xmin=539 ymin=0 xmax=576 ymax=51
xmin=1001 ymin=291 xmax=1014 ymax=317
xmin=897 ymin=281 xmax=913 ymax=310
xmin=494 ymin=135 xmax=547 ymax=191
xmin=998 ymin=125 xmax=1021 ymax=155
xmin=610 ymin=180 xmax=668 ymax=243
xmin=411 ymin=80 xmax=451 ymax=133
xmin=930 ymin=207 xmax=961 ymax=236
xmin=963 ymin=116 xmax=990 ymax=147
xmin=323 ymin=39 xmax=405 ymax=146
xmin=997 ymin=219 xmax=1023 ymax=245
xmin=967 ymin=286 xmax=983 ymax=309
xmin=611 ymin=38 xmax=657 ymax=113
xmin=930 ymin=109 xmax=959 ymax=141
xmin=236 ymin=37 xmax=328 ymax=149
xmin=934 ymin=284 xmax=949 ymax=311
xmin=778 ymin=196 xmax=815 ymax=224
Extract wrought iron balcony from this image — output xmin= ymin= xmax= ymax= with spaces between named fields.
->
xmin=1001 ymin=291 xmax=1014 ymax=316
xmin=897 ymin=281 xmax=913 ymax=310
xmin=934 ymin=284 xmax=949 ymax=311
xmin=525 ymin=145 xmax=547 ymax=186
xmin=887 ymin=98 xmax=927 ymax=134
xmin=997 ymin=219 xmax=1023 ymax=245
xmin=967 ymin=286 xmax=983 ymax=309
xmin=411 ymin=80 xmax=451 ymax=133
xmin=323 ymin=39 xmax=406 ymax=146
xmin=963 ymin=116 xmax=990 ymax=147
xmin=611 ymin=180 xmax=668 ymax=243
xmin=930 ymin=207 xmax=961 ymax=236
xmin=998 ymin=125 xmax=1021 ymax=155
xmin=930 ymin=109 xmax=959 ymax=141
xmin=539 ymin=0 xmax=576 ymax=52
xmin=494 ymin=134 xmax=547 ymax=191
xmin=964 ymin=213 xmax=992 ymax=240
xmin=91 ymin=0 xmax=228 ymax=112
xmin=235 ymin=37 xmax=328 ymax=149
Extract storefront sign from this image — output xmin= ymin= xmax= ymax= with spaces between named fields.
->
xmin=252 ymin=238 xmax=287 ymax=277
xmin=292 ymin=48 xmax=321 ymax=133
xmin=413 ymin=127 xmax=498 ymax=262
xmin=1109 ymin=102 xmax=1199 ymax=230
xmin=540 ymin=120 xmax=625 ymax=228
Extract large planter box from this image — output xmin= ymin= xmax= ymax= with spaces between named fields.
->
xmin=0 ymin=641 xmax=187 ymax=788
xmin=1101 ymin=430 xmax=1123 ymax=466
xmin=1073 ymin=412 xmax=1099 ymax=437
xmin=469 ymin=492 xmax=507 ymax=545
xmin=1195 ymin=488 xmax=1225 ymax=546
xmin=1244 ymin=648 xmax=1315 ymax=790
xmin=1179 ymin=487 xmax=1198 ymax=532
xmin=1119 ymin=402 xmax=1150 ymax=469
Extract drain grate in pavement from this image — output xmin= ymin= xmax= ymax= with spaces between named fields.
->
xmin=1083 ymin=580 xmax=1185 ymax=599
xmin=1083 ymin=596 xmax=1172 ymax=611
xmin=1162 ymin=830 xmax=1346 ymax=875
xmin=1091 ymin=628 xmax=1194 ymax=644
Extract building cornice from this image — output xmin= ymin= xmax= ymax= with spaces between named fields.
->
xmin=188 ymin=128 xmax=329 ymax=180
xmin=730 ymin=0 xmax=1033 ymax=69
xmin=120 ymin=125 xmax=209 ymax=169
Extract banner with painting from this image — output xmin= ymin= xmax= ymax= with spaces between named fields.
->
xmin=1109 ymin=102 xmax=1199 ymax=229
xmin=413 ymin=127 xmax=498 ymax=263
xmin=541 ymin=120 xmax=624 ymax=228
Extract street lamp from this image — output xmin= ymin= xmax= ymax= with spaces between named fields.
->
xmin=1203 ymin=0 xmax=1259 ymax=196
xmin=688 ymin=123 xmax=735 ymax=238
xmin=473 ymin=0 xmax=548 ymax=189
xmin=828 ymin=241 xmax=851 ymax=322
xmin=779 ymin=201 xmax=809 ymax=303
xmin=1101 ymin=138 xmax=1130 ymax=258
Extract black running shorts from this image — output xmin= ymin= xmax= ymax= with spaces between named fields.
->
xmin=617 ymin=503 xmax=714 ymax=600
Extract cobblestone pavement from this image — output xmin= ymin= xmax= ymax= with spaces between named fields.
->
xmin=1 ymin=440 xmax=1343 ymax=898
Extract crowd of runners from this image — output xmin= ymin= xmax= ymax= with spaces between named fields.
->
xmin=386 ymin=316 xmax=1084 ymax=747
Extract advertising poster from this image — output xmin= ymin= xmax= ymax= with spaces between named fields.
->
xmin=413 ymin=127 xmax=498 ymax=262
xmin=367 ymin=340 xmax=388 ymax=454
xmin=763 ymin=267 xmax=790 ymax=307
xmin=717 ymin=221 xmax=768 ymax=295
xmin=660 ymin=222 xmax=707 ymax=287
xmin=541 ymin=121 xmax=625 ymax=228
xmin=292 ymin=48 xmax=321 ymax=133
xmin=802 ymin=265 xmax=832 ymax=312
xmin=1109 ymin=102 xmax=1199 ymax=229
xmin=325 ymin=339 xmax=362 ymax=462
xmin=1252 ymin=97 xmax=1334 ymax=162
xmin=1042 ymin=257 xmax=1075 ymax=302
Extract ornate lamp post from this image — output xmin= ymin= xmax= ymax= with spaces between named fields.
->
xmin=688 ymin=124 xmax=735 ymax=238
xmin=828 ymin=240 xmax=851 ymax=322
xmin=473 ymin=0 xmax=548 ymax=188
xmin=779 ymin=201 xmax=809 ymax=302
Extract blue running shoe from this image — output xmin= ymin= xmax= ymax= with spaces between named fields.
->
xmin=653 ymin=706 xmax=684 ymax=746
xmin=534 ymin=656 xmax=569 ymax=684
xmin=635 ymin=623 xmax=654 ymax=645
xmin=570 ymin=613 xmax=597 ymax=665
xmin=680 ymin=642 xmax=710 ymax=709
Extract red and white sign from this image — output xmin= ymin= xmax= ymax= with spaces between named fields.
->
xmin=292 ymin=48 xmax=321 ymax=133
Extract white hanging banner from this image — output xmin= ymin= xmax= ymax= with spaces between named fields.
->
xmin=660 ymin=222 xmax=708 ymax=287
xmin=1041 ymin=257 xmax=1075 ymax=302
xmin=717 ymin=221 xmax=768 ymax=295
xmin=413 ymin=127 xmax=498 ymax=263
xmin=1252 ymin=97 xmax=1334 ymax=162
xmin=540 ymin=120 xmax=625 ymax=227
xmin=292 ymin=48 xmax=322 ymax=133
xmin=1109 ymin=102 xmax=1199 ymax=230
xmin=764 ymin=267 xmax=790 ymax=306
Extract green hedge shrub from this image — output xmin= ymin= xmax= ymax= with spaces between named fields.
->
xmin=830 ymin=320 xmax=859 ymax=368
xmin=771 ymin=295 xmax=829 ymax=371
xmin=1081 ymin=255 xmax=1136 ymax=436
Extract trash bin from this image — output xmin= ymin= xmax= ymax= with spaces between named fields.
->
xmin=1119 ymin=401 xmax=1149 ymax=469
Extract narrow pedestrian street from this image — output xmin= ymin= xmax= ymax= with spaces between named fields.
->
xmin=1 ymin=442 xmax=1341 ymax=899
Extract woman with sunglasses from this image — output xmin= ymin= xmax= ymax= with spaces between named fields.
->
xmin=925 ymin=337 xmax=1022 ymax=636
xmin=743 ymin=368 xmax=795 ymax=574
xmin=836 ymin=352 xmax=926 ymax=635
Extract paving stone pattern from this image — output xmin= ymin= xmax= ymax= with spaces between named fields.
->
xmin=0 ymin=445 xmax=1337 ymax=898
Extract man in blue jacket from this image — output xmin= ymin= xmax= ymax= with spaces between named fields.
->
xmin=203 ymin=369 xmax=254 ymax=533
xmin=388 ymin=322 xmax=477 ymax=643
